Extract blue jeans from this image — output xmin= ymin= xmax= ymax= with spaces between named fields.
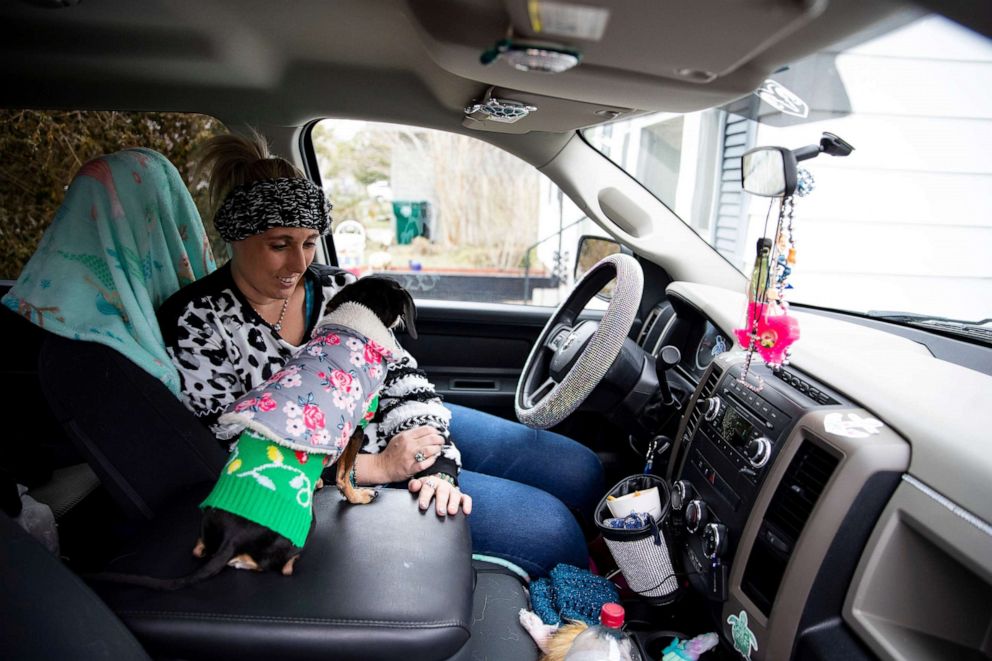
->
xmin=447 ymin=403 xmax=605 ymax=578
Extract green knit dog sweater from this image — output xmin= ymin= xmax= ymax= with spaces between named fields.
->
xmin=200 ymin=431 xmax=327 ymax=547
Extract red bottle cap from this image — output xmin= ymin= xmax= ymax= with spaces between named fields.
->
xmin=600 ymin=602 xmax=625 ymax=628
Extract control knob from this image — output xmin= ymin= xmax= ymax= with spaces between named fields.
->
xmin=703 ymin=397 xmax=722 ymax=421
xmin=685 ymin=499 xmax=708 ymax=534
xmin=671 ymin=480 xmax=695 ymax=511
xmin=744 ymin=436 xmax=772 ymax=468
xmin=702 ymin=523 xmax=728 ymax=559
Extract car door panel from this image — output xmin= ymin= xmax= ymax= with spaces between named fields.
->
xmin=403 ymin=300 xmax=550 ymax=416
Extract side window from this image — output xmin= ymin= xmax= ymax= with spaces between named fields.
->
xmin=310 ymin=119 xmax=604 ymax=306
xmin=0 ymin=110 xmax=227 ymax=280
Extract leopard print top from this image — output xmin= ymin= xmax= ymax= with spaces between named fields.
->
xmin=157 ymin=262 xmax=460 ymax=478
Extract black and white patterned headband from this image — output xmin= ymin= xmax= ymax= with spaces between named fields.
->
xmin=213 ymin=178 xmax=332 ymax=242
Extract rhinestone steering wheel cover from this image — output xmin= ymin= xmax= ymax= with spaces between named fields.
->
xmin=515 ymin=253 xmax=644 ymax=429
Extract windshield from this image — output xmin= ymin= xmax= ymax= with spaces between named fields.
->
xmin=583 ymin=14 xmax=992 ymax=324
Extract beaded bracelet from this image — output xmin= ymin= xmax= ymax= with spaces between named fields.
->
xmin=348 ymin=465 xmax=358 ymax=488
xmin=435 ymin=472 xmax=456 ymax=486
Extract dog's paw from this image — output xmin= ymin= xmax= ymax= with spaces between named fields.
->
xmin=348 ymin=488 xmax=378 ymax=505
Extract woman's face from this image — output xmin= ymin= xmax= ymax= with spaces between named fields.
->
xmin=230 ymin=227 xmax=320 ymax=300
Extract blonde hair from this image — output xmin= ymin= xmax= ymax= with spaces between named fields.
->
xmin=194 ymin=129 xmax=304 ymax=221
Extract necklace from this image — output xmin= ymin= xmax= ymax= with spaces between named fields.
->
xmin=272 ymin=297 xmax=290 ymax=332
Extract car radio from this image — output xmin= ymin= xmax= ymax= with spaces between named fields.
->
xmin=698 ymin=375 xmax=789 ymax=478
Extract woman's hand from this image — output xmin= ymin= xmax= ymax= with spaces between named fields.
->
xmin=373 ymin=426 xmax=447 ymax=483
xmin=409 ymin=474 xmax=472 ymax=516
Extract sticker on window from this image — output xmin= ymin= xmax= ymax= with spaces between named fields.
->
xmin=824 ymin=412 xmax=884 ymax=438
xmin=754 ymin=79 xmax=809 ymax=118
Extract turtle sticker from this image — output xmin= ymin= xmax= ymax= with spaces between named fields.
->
xmin=727 ymin=610 xmax=758 ymax=660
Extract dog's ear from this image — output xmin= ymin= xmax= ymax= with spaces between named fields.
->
xmin=399 ymin=286 xmax=417 ymax=339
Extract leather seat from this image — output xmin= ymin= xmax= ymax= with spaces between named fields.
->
xmin=89 ymin=486 xmax=475 ymax=661
xmin=0 ymin=510 xmax=151 ymax=661
xmin=38 ymin=335 xmax=480 ymax=660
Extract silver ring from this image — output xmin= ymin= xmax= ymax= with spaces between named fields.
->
xmin=425 ymin=478 xmax=437 ymax=489
xmin=414 ymin=450 xmax=426 ymax=463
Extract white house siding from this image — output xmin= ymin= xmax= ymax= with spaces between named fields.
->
xmin=740 ymin=16 xmax=992 ymax=321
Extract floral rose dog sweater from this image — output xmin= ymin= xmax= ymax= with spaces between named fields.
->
xmin=159 ymin=264 xmax=460 ymax=484
xmin=216 ymin=301 xmax=402 ymax=456
xmin=203 ymin=302 xmax=401 ymax=544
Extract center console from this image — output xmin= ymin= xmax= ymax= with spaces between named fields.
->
xmin=669 ymin=360 xmax=797 ymax=602
xmin=663 ymin=352 xmax=909 ymax=660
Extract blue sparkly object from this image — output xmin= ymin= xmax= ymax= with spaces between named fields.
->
xmin=530 ymin=578 xmax=561 ymax=625
xmin=529 ymin=563 xmax=621 ymax=626
xmin=604 ymin=512 xmax=652 ymax=529
xmin=796 ymin=168 xmax=816 ymax=197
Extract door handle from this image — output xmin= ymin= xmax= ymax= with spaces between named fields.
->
xmin=450 ymin=378 xmax=499 ymax=391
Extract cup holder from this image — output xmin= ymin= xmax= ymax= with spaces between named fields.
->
xmin=636 ymin=630 xmax=687 ymax=659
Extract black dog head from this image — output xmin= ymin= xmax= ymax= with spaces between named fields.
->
xmin=324 ymin=275 xmax=417 ymax=339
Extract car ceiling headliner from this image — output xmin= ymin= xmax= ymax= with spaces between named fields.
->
xmin=0 ymin=0 xmax=944 ymax=163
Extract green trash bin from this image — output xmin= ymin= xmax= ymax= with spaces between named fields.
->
xmin=392 ymin=201 xmax=431 ymax=245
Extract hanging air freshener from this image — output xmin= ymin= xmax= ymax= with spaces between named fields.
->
xmin=734 ymin=190 xmax=804 ymax=383
xmin=734 ymin=231 xmax=799 ymax=387
xmin=736 ymin=134 xmax=853 ymax=384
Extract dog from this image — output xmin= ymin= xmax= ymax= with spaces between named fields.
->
xmin=89 ymin=275 xmax=416 ymax=590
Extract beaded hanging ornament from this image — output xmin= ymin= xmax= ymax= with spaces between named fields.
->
xmin=734 ymin=168 xmax=815 ymax=388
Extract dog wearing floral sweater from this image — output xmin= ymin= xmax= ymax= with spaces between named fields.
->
xmin=201 ymin=276 xmax=417 ymax=573
xmin=93 ymin=277 xmax=417 ymax=588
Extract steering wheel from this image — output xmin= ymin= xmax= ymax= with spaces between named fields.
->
xmin=515 ymin=253 xmax=644 ymax=429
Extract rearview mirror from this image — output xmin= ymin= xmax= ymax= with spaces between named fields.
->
xmin=741 ymin=146 xmax=797 ymax=198
xmin=575 ymin=236 xmax=621 ymax=300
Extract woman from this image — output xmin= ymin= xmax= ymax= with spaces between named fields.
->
xmin=4 ymin=147 xmax=216 ymax=395
xmin=158 ymin=132 xmax=603 ymax=577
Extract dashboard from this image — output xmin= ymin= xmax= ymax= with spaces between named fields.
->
xmin=691 ymin=322 xmax=730 ymax=377
xmin=634 ymin=282 xmax=992 ymax=661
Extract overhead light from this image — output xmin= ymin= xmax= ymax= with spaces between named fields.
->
xmin=480 ymin=39 xmax=581 ymax=74
xmin=502 ymin=46 xmax=580 ymax=73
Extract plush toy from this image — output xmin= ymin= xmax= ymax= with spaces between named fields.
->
xmin=539 ymin=621 xmax=590 ymax=661
xmin=661 ymin=632 xmax=720 ymax=660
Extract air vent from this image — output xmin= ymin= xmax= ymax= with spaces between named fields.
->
xmin=772 ymin=368 xmax=838 ymax=406
xmin=636 ymin=307 xmax=662 ymax=346
xmin=635 ymin=303 xmax=675 ymax=354
xmin=700 ymin=366 xmax=721 ymax=399
xmin=765 ymin=442 xmax=839 ymax=541
xmin=742 ymin=441 xmax=840 ymax=614
xmin=684 ymin=365 xmax=722 ymax=440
